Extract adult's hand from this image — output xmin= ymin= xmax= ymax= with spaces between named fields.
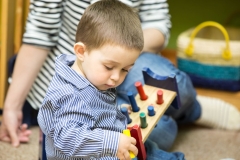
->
xmin=0 ymin=109 xmax=31 ymax=147
xmin=0 ymin=44 xmax=49 ymax=147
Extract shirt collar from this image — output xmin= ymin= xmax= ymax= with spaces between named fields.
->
xmin=55 ymin=54 xmax=91 ymax=90
xmin=55 ymin=54 xmax=116 ymax=94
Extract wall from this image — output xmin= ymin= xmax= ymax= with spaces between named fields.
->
xmin=167 ymin=0 xmax=240 ymax=49
xmin=0 ymin=0 xmax=16 ymax=108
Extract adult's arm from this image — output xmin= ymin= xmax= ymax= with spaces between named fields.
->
xmin=5 ymin=0 xmax=64 ymax=110
xmin=140 ymin=0 xmax=172 ymax=53
xmin=0 ymin=45 xmax=48 ymax=147
xmin=0 ymin=0 xmax=64 ymax=147
xmin=142 ymin=29 xmax=165 ymax=53
xmin=4 ymin=45 xmax=49 ymax=111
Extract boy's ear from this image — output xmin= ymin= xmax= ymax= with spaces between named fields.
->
xmin=74 ymin=42 xmax=86 ymax=61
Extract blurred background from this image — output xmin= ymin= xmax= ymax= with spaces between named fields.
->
xmin=0 ymin=1 xmax=240 ymax=159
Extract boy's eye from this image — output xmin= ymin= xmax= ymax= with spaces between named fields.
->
xmin=105 ymin=66 xmax=113 ymax=70
xmin=122 ymin=66 xmax=132 ymax=73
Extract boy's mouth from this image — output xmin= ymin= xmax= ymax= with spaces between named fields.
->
xmin=105 ymin=84 xmax=114 ymax=88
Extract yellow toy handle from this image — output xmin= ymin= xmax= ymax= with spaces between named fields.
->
xmin=123 ymin=129 xmax=135 ymax=158
xmin=185 ymin=21 xmax=232 ymax=60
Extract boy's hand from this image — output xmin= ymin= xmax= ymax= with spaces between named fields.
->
xmin=117 ymin=133 xmax=138 ymax=160
xmin=121 ymin=104 xmax=132 ymax=114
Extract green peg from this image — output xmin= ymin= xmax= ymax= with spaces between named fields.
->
xmin=140 ymin=112 xmax=148 ymax=128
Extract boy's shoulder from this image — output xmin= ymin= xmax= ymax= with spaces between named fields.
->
xmin=45 ymin=77 xmax=95 ymax=103
xmin=45 ymin=83 xmax=76 ymax=101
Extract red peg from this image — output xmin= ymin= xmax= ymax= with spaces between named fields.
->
xmin=156 ymin=90 xmax=164 ymax=104
xmin=130 ymin=125 xmax=146 ymax=160
xmin=135 ymin=81 xmax=148 ymax=100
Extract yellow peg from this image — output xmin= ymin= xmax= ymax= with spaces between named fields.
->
xmin=123 ymin=129 xmax=135 ymax=159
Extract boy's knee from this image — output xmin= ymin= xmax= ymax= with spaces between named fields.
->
xmin=148 ymin=116 xmax=178 ymax=150
xmin=158 ymin=115 xmax=178 ymax=134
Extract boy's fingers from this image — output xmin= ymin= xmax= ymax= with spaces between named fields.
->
xmin=121 ymin=104 xmax=132 ymax=114
xmin=130 ymin=137 xmax=136 ymax=145
xmin=130 ymin=145 xmax=138 ymax=156
xmin=123 ymin=151 xmax=131 ymax=160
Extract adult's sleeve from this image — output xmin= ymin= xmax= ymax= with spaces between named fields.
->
xmin=22 ymin=0 xmax=64 ymax=48
xmin=139 ymin=0 xmax=172 ymax=47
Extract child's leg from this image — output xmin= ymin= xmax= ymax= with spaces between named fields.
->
xmin=148 ymin=115 xmax=178 ymax=151
xmin=195 ymin=95 xmax=240 ymax=130
xmin=144 ymin=139 xmax=185 ymax=160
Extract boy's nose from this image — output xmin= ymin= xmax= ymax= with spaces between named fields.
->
xmin=110 ymin=71 xmax=120 ymax=81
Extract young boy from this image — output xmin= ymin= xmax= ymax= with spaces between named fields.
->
xmin=38 ymin=0 xmax=185 ymax=159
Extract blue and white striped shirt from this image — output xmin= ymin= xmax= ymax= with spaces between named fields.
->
xmin=38 ymin=54 xmax=127 ymax=160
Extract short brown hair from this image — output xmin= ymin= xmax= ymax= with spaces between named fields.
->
xmin=75 ymin=0 xmax=143 ymax=51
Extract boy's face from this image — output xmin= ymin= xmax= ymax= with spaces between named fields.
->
xmin=80 ymin=44 xmax=140 ymax=90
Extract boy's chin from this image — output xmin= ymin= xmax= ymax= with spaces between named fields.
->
xmin=96 ymin=86 xmax=111 ymax=91
xmin=96 ymin=85 xmax=116 ymax=91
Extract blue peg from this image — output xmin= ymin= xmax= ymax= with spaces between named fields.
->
xmin=121 ymin=107 xmax=132 ymax=124
xmin=127 ymin=91 xmax=139 ymax=112
xmin=148 ymin=106 xmax=155 ymax=116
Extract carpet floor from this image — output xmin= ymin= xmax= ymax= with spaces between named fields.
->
xmin=170 ymin=124 xmax=240 ymax=160
xmin=0 ymin=124 xmax=239 ymax=160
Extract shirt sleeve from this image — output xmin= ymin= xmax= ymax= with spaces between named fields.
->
xmin=38 ymin=94 xmax=120 ymax=159
xmin=22 ymin=0 xmax=64 ymax=48
xmin=139 ymin=0 xmax=172 ymax=48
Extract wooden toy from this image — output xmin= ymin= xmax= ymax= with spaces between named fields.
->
xmin=122 ymin=67 xmax=180 ymax=160
xmin=125 ymin=67 xmax=179 ymax=142
xmin=126 ymin=83 xmax=177 ymax=142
